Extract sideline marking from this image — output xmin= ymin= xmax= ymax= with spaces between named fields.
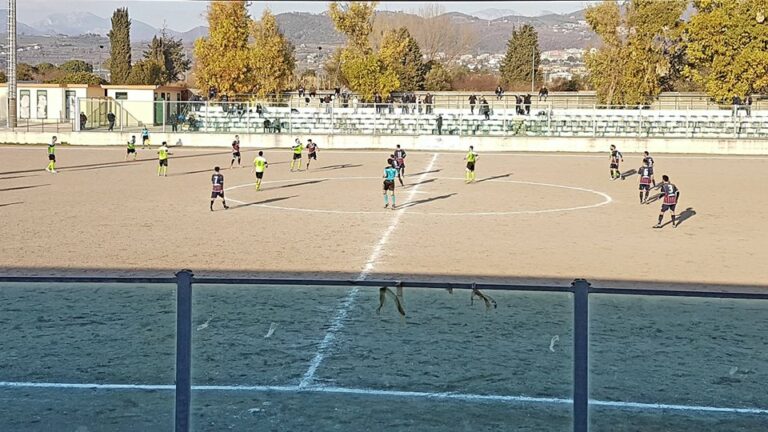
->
xmin=1 ymin=381 xmax=766 ymax=415
xmin=3 ymin=145 xmax=768 ymax=160
xmin=297 ymin=154 xmax=440 ymax=389
xmin=225 ymin=176 xmax=613 ymax=216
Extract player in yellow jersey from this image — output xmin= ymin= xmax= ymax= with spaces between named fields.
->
xmin=157 ymin=141 xmax=171 ymax=176
xmin=46 ymin=136 xmax=58 ymax=173
xmin=252 ymin=151 xmax=269 ymax=191
xmin=464 ymin=145 xmax=478 ymax=183
xmin=290 ymin=138 xmax=302 ymax=172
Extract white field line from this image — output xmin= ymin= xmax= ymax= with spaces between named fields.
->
xmin=0 ymin=381 xmax=766 ymax=415
xmin=297 ymin=154 xmax=440 ymax=389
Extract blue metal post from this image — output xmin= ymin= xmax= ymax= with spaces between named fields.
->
xmin=175 ymin=270 xmax=194 ymax=432
xmin=572 ymin=278 xmax=590 ymax=432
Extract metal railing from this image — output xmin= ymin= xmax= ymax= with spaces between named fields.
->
xmin=1 ymin=271 xmax=767 ymax=432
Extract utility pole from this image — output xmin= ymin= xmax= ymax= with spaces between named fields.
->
xmin=531 ymin=46 xmax=535 ymax=93
xmin=7 ymin=0 xmax=17 ymax=128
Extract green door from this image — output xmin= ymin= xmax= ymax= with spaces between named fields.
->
xmin=153 ymin=95 xmax=164 ymax=126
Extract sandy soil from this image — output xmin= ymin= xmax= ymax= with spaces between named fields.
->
xmin=0 ymin=144 xmax=766 ymax=291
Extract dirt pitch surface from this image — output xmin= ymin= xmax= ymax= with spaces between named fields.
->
xmin=0 ymin=144 xmax=767 ymax=289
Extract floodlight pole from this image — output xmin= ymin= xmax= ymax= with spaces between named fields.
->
xmin=7 ymin=0 xmax=17 ymax=128
xmin=531 ymin=46 xmax=535 ymax=94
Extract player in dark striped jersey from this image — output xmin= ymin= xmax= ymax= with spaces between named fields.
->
xmin=642 ymin=151 xmax=656 ymax=186
xmin=653 ymin=175 xmax=679 ymax=228
xmin=638 ymin=163 xmax=653 ymax=204
xmin=230 ymin=135 xmax=241 ymax=169
xmin=210 ymin=166 xmax=229 ymax=211
xmin=609 ymin=145 xmax=623 ymax=180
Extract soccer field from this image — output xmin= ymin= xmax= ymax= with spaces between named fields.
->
xmin=1 ymin=144 xmax=768 ymax=431
xmin=1 ymin=144 xmax=767 ymax=288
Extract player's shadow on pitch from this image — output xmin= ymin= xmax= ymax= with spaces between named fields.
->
xmin=408 ymin=169 xmax=442 ymax=176
xmin=475 ymin=173 xmax=512 ymax=183
xmin=405 ymin=178 xmax=436 ymax=188
xmin=229 ymin=195 xmax=297 ymax=210
xmin=170 ymin=168 xmax=213 ymax=177
xmin=661 ymin=207 xmax=696 ymax=228
xmin=644 ymin=192 xmax=663 ymax=204
xmin=399 ymin=193 xmax=456 ymax=209
xmin=620 ymin=169 xmax=638 ymax=180
xmin=315 ymin=164 xmax=362 ymax=171
xmin=0 ymin=184 xmax=49 ymax=193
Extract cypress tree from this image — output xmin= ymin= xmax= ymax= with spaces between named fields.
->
xmin=499 ymin=24 xmax=542 ymax=90
xmin=108 ymin=8 xmax=132 ymax=84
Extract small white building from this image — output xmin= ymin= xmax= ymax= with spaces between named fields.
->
xmin=90 ymin=85 xmax=188 ymax=128
xmin=15 ymin=83 xmax=103 ymax=122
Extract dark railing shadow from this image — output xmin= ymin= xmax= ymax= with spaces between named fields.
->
xmin=315 ymin=164 xmax=363 ymax=171
xmin=475 ymin=173 xmax=512 ymax=183
xmin=0 ymin=184 xmax=50 ymax=193
xmin=0 ymin=174 xmax=41 ymax=181
xmin=0 ymin=201 xmax=23 ymax=208
xmin=399 ymin=193 xmax=456 ymax=209
xmin=270 ymin=180 xmax=326 ymax=190
xmin=229 ymin=195 xmax=297 ymax=210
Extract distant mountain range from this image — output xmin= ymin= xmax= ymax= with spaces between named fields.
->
xmin=2 ymin=8 xmax=597 ymax=53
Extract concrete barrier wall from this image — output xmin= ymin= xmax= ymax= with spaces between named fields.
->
xmin=2 ymin=130 xmax=768 ymax=155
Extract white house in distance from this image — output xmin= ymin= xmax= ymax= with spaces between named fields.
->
xmin=14 ymin=83 xmax=103 ymax=122
xmin=89 ymin=84 xmax=188 ymax=129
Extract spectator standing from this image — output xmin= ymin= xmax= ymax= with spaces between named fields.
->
xmin=469 ymin=94 xmax=477 ymax=114
xmin=309 ymin=87 xmax=317 ymax=99
xmin=298 ymin=85 xmax=305 ymax=98
xmin=107 ymin=111 xmax=116 ymax=131
xmin=426 ymin=93 xmax=434 ymax=114
xmin=746 ymin=95 xmax=753 ymax=117
xmin=436 ymin=114 xmax=443 ymax=135
xmin=524 ymin=94 xmax=532 ymax=115
xmin=515 ymin=95 xmax=522 ymax=115
xmin=79 ymin=112 xmax=87 ymax=130
xmin=495 ymin=85 xmax=503 ymax=100
xmin=732 ymin=95 xmax=742 ymax=117
xmin=481 ymin=97 xmax=490 ymax=120
xmin=386 ymin=94 xmax=394 ymax=114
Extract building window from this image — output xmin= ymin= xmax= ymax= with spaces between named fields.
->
xmin=37 ymin=90 xmax=48 ymax=119
xmin=115 ymin=92 xmax=128 ymax=100
xmin=19 ymin=90 xmax=30 ymax=119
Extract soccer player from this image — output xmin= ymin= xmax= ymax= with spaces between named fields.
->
xmin=230 ymin=135 xmax=241 ymax=169
xmin=609 ymin=145 xmax=623 ymax=180
xmin=653 ymin=175 xmax=680 ymax=229
xmin=638 ymin=163 xmax=653 ymax=204
xmin=290 ymin=138 xmax=302 ymax=171
xmin=210 ymin=166 xmax=229 ymax=211
xmin=306 ymin=139 xmax=318 ymax=170
xmin=46 ymin=136 xmax=57 ymax=173
xmin=125 ymin=135 xmax=137 ymax=161
xmin=642 ymin=151 xmax=656 ymax=186
xmin=157 ymin=141 xmax=171 ymax=176
xmin=141 ymin=127 xmax=150 ymax=148
xmin=252 ymin=150 xmax=269 ymax=191
xmin=383 ymin=163 xmax=398 ymax=209
xmin=394 ymin=145 xmax=407 ymax=177
xmin=465 ymin=145 xmax=478 ymax=183
xmin=389 ymin=154 xmax=404 ymax=186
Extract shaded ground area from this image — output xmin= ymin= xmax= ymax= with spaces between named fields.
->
xmin=1 ymin=283 xmax=767 ymax=431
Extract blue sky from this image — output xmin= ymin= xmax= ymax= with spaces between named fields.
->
xmin=20 ymin=1 xmax=596 ymax=32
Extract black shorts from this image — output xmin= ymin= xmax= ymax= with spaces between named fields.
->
xmin=383 ymin=180 xmax=395 ymax=191
xmin=48 ymin=154 xmax=56 ymax=161
xmin=142 ymin=136 xmax=149 ymax=143
xmin=127 ymin=148 xmax=136 ymax=154
xmin=293 ymin=153 xmax=302 ymax=160
xmin=255 ymin=171 xmax=264 ymax=179
xmin=647 ymin=167 xmax=654 ymax=175
xmin=159 ymin=159 xmax=168 ymax=167
xmin=232 ymin=152 xmax=241 ymax=158
xmin=308 ymin=152 xmax=317 ymax=160
xmin=610 ymin=163 xmax=619 ymax=169
xmin=639 ymin=184 xmax=650 ymax=190
xmin=661 ymin=203 xmax=677 ymax=212
xmin=211 ymin=191 xmax=224 ymax=199
xmin=466 ymin=162 xmax=475 ymax=171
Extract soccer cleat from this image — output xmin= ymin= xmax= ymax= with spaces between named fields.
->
xmin=384 ymin=203 xmax=389 ymax=208
xmin=653 ymin=224 xmax=662 ymax=229
xmin=672 ymin=223 xmax=677 ymax=228
xmin=224 ymin=205 xmax=230 ymax=210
